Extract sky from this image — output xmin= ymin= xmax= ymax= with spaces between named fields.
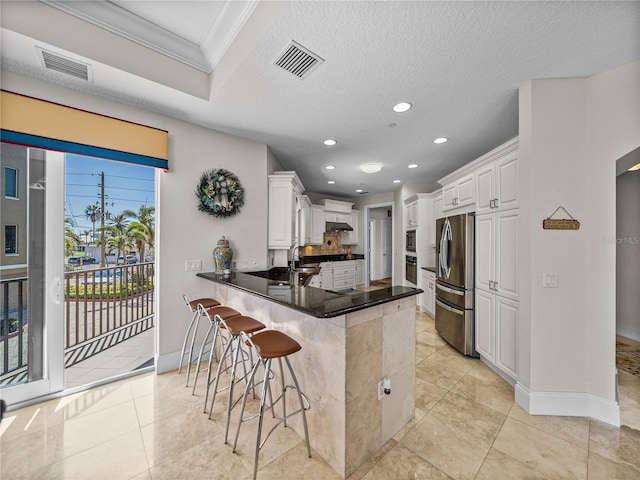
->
xmin=64 ymin=154 xmax=155 ymax=238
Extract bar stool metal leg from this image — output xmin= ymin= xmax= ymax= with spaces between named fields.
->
xmin=231 ymin=330 xmax=311 ymax=480
xmin=180 ymin=295 xmax=220 ymax=387
xmin=191 ymin=304 xmax=241 ymax=395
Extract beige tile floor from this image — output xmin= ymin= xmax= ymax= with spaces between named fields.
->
xmin=1 ymin=311 xmax=639 ymax=480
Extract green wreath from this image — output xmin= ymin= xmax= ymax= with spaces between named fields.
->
xmin=196 ymin=169 xmax=245 ymax=218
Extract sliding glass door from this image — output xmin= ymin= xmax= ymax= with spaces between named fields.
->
xmin=0 ymin=146 xmax=65 ymax=406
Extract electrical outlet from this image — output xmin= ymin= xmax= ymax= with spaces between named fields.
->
xmin=251 ymin=258 xmax=258 ymax=268
xmin=184 ymin=260 xmax=202 ymax=271
xmin=542 ymin=272 xmax=558 ymax=288
xmin=231 ymin=260 xmax=237 ymax=270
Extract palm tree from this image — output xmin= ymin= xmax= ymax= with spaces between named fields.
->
xmin=125 ymin=222 xmax=149 ymax=261
xmin=103 ymin=226 xmax=133 ymax=264
xmin=84 ymin=204 xmax=100 ymax=242
xmin=65 ymin=217 xmax=81 ymax=258
xmin=109 ymin=212 xmax=129 ymax=235
xmin=124 ymin=206 xmax=155 ymax=260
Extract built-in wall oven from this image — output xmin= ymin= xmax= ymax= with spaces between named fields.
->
xmin=406 ymin=229 xmax=416 ymax=252
xmin=405 ymin=255 xmax=417 ymax=284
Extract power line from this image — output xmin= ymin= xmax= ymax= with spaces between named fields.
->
xmin=66 ymin=194 xmax=155 ymax=203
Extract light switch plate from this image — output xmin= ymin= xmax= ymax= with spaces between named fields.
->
xmin=542 ymin=272 xmax=558 ymax=288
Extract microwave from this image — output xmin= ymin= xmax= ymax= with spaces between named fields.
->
xmin=406 ymin=229 xmax=416 ymax=252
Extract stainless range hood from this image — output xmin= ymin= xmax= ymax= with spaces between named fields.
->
xmin=326 ymin=221 xmax=353 ymax=232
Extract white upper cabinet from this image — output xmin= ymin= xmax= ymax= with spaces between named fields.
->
xmin=431 ymin=194 xmax=443 ymax=246
xmin=268 ymin=172 xmax=304 ymax=249
xmin=345 ymin=210 xmax=359 ymax=244
xmin=406 ymin=201 xmax=418 ymax=227
xmin=298 ymin=195 xmax=312 ymax=246
xmin=476 ymin=209 xmax=518 ymax=301
xmin=310 ymin=205 xmax=325 ymax=245
xmin=476 ymin=151 xmax=519 ymax=214
xmin=442 ymin=173 xmax=475 ymax=212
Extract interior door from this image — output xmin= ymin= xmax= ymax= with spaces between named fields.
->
xmin=0 ymin=148 xmax=65 ymax=406
xmin=381 ymin=220 xmax=392 ymax=278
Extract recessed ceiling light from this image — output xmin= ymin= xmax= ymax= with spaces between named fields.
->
xmin=361 ymin=163 xmax=382 ymax=174
xmin=408 ymin=164 xmax=418 ymax=169
xmin=327 ymin=180 xmax=335 ymax=184
xmin=325 ymin=165 xmax=335 ymax=170
xmin=323 ymin=139 xmax=337 ymax=146
xmin=434 ymin=137 xmax=448 ymax=144
xmin=355 ymin=189 xmax=363 ymax=193
xmin=393 ymin=180 xmax=401 ymax=183
xmin=393 ymin=102 xmax=412 ymax=113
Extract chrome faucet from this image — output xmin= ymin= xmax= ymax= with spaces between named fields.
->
xmin=289 ymin=243 xmax=300 ymax=271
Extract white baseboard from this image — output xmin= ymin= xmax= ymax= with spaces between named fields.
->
xmin=515 ymin=383 xmax=620 ymax=427
xmin=616 ymin=325 xmax=640 ymax=343
xmin=155 ymin=351 xmax=181 ymax=374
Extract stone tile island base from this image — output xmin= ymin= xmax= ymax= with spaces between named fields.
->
xmin=210 ymin=282 xmax=416 ymax=478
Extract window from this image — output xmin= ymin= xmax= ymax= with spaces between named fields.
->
xmin=5 ymin=167 xmax=18 ymax=198
xmin=5 ymin=225 xmax=17 ymax=254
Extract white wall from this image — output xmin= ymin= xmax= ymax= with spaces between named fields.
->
xmin=616 ymin=170 xmax=640 ymax=341
xmin=1 ymin=71 xmax=271 ymax=373
xmin=518 ymin=61 xmax=640 ymax=425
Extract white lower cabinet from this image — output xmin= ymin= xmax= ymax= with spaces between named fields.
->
xmin=332 ymin=264 xmax=356 ymax=290
xmin=420 ymin=269 xmax=435 ymax=317
xmin=355 ymin=260 xmax=365 ymax=286
xmin=475 ymin=288 xmax=518 ymax=381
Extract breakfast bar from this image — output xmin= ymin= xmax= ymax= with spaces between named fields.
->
xmin=197 ymin=270 xmax=421 ymax=478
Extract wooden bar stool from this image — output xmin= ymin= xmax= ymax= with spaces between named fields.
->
xmin=207 ymin=315 xmax=266 ymax=436
xmin=191 ymin=304 xmax=242 ymax=395
xmin=180 ymin=295 xmax=220 ymax=386
xmin=232 ymin=330 xmax=311 ymax=480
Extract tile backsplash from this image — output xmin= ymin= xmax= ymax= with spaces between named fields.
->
xmin=301 ymin=232 xmax=351 ymax=256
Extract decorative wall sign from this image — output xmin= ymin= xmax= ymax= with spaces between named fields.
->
xmin=543 ymin=206 xmax=580 ymax=230
xmin=196 ymin=169 xmax=245 ymax=218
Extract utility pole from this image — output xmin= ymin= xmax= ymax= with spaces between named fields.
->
xmin=100 ymin=171 xmax=106 ymax=267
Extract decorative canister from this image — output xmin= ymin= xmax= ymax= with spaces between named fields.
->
xmin=213 ymin=236 xmax=233 ymax=272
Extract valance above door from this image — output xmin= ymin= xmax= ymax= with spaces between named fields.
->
xmin=0 ymin=90 xmax=168 ymax=169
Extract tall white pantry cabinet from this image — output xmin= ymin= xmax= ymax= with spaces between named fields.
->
xmin=472 ymin=139 xmax=519 ymax=382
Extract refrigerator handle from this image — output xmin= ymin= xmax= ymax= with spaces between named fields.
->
xmin=436 ymin=299 xmax=465 ymax=316
xmin=436 ymin=283 xmax=464 ymax=296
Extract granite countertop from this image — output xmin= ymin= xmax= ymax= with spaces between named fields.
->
xmin=197 ymin=269 xmax=421 ymax=318
xmin=421 ymin=266 xmax=436 ymax=273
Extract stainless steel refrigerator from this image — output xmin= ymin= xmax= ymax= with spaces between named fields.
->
xmin=435 ymin=212 xmax=477 ymax=356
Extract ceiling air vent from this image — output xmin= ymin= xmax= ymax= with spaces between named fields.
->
xmin=38 ymin=48 xmax=91 ymax=81
xmin=273 ymin=41 xmax=323 ymax=79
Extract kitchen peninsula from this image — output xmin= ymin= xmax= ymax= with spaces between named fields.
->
xmin=197 ymin=270 xmax=421 ymax=478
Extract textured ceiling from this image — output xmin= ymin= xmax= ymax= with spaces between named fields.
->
xmin=1 ymin=1 xmax=639 ymax=198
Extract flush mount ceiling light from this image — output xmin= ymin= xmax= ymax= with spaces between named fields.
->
xmin=327 ymin=180 xmax=336 ymax=184
xmin=393 ymin=180 xmax=401 ymax=183
xmin=628 ymin=162 xmax=640 ymax=171
xmin=323 ymin=139 xmax=337 ymax=146
xmin=393 ymin=102 xmax=412 ymax=113
xmin=408 ymin=164 xmax=418 ymax=169
xmin=361 ymin=163 xmax=382 ymax=174
xmin=434 ymin=137 xmax=448 ymax=144
xmin=325 ymin=165 xmax=335 ymax=170
xmin=355 ymin=189 xmax=363 ymax=193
